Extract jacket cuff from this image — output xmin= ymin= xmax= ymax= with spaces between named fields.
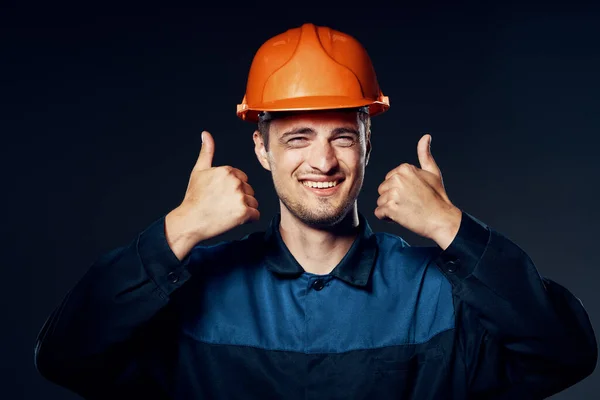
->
xmin=434 ymin=210 xmax=491 ymax=282
xmin=137 ymin=215 xmax=192 ymax=298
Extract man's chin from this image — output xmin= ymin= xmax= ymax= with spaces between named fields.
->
xmin=293 ymin=206 xmax=352 ymax=228
xmin=277 ymin=187 xmax=358 ymax=228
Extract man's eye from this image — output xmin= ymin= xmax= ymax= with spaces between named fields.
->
xmin=335 ymin=136 xmax=356 ymax=145
xmin=288 ymin=137 xmax=307 ymax=143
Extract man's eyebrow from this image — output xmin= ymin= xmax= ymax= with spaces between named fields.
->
xmin=331 ymin=127 xmax=360 ymax=136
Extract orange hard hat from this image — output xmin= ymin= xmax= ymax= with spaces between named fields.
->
xmin=236 ymin=23 xmax=390 ymax=123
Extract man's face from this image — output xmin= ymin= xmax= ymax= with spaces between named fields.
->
xmin=253 ymin=110 xmax=371 ymax=227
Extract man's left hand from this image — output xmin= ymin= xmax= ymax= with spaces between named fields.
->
xmin=375 ymin=134 xmax=462 ymax=250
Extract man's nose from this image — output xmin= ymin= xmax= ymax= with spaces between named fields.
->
xmin=307 ymin=140 xmax=339 ymax=173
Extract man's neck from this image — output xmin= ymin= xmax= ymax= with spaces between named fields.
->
xmin=278 ymin=205 xmax=360 ymax=275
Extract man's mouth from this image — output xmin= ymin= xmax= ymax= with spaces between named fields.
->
xmin=301 ymin=180 xmax=339 ymax=189
xmin=298 ymin=178 xmax=345 ymax=195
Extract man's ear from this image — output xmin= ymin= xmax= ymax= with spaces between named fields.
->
xmin=253 ymin=130 xmax=271 ymax=171
xmin=365 ymin=129 xmax=372 ymax=166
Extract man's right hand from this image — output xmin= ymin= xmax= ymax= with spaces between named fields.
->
xmin=165 ymin=131 xmax=260 ymax=260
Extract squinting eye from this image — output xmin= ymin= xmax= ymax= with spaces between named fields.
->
xmin=335 ymin=136 xmax=356 ymax=145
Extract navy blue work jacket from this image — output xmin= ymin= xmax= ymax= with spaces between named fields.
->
xmin=35 ymin=210 xmax=597 ymax=399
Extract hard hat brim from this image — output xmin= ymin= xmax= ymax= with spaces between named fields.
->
xmin=237 ymin=95 xmax=390 ymax=123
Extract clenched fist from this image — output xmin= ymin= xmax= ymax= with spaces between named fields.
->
xmin=165 ymin=131 xmax=260 ymax=260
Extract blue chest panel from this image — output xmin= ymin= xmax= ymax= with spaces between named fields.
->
xmin=179 ymin=233 xmax=455 ymax=354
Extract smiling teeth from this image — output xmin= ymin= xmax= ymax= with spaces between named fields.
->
xmin=303 ymin=181 xmax=338 ymax=188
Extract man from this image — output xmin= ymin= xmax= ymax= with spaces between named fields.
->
xmin=35 ymin=23 xmax=596 ymax=399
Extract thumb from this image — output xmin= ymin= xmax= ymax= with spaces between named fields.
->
xmin=195 ymin=131 xmax=215 ymax=170
xmin=417 ymin=134 xmax=441 ymax=177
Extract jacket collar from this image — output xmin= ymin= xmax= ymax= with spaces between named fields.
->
xmin=263 ymin=213 xmax=378 ymax=288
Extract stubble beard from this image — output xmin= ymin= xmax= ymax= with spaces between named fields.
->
xmin=275 ymin=178 xmax=363 ymax=228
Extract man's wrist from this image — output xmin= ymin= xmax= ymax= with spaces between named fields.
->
xmin=165 ymin=206 xmax=204 ymax=261
xmin=430 ymin=206 xmax=462 ymax=250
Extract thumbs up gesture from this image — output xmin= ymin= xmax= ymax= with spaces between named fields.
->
xmin=374 ymin=134 xmax=462 ymax=250
xmin=165 ymin=131 xmax=259 ymax=259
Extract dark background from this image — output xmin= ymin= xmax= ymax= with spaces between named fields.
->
xmin=2 ymin=1 xmax=599 ymax=399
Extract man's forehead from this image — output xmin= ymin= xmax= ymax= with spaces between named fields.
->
xmin=270 ymin=110 xmax=360 ymax=131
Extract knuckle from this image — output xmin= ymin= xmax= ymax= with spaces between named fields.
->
xmin=233 ymin=178 xmax=244 ymax=189
xmin=391 ymin=176 xmax=403 ymax=188
xmin=242 ymin=206 xmax=258 ymax=222
xmin=400 ymin=163 xmax=416 ymax=174
xmin=236 ymin=191 xmax=246 ymax=203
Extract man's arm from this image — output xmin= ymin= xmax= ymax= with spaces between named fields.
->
xmin=34 ymin=131 xmax=260 ymax=398
xmin=34 ymin=215 xmax=193 ymax=398
xmin=433 ymin=210 xmax=597 ymax=398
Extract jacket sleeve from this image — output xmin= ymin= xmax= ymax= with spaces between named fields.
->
xmin=34 ymin=215 xmax=194 ymax=398
xmin=433 ymin=210 xmax=597 ymax=399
